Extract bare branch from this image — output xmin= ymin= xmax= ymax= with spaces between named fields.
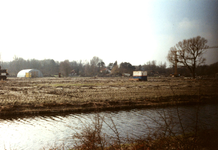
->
xmin=167 ymin=36 xmax=208 ymax=79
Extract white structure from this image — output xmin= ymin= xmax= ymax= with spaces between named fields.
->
xmin=17 ymin=69 xmax=43 ymax=78
xmin=133 ymin=71 xmax=147 ymax=81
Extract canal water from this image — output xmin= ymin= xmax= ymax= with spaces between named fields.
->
xmin=0 ymin=103 xmax=217 ymax=150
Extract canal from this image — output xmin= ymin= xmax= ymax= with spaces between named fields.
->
xmin=0 ymin=103 xmax=217 ymax=150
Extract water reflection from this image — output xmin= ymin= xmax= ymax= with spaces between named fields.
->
xmin=0 ymin=104 xmax=217 ymax=150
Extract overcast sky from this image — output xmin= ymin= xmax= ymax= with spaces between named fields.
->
xmin=0 ymin=0 xmax=217 ymax=66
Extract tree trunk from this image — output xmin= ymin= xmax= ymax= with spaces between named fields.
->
xmin=192 ymin=71 xmax=195 ymax=79
xmin=192 ymin=61 xmax=196 ymax=79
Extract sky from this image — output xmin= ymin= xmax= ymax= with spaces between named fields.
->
xmin=0 ymin=0 xmax=218 ymax=66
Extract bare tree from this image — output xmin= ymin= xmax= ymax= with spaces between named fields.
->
xmin=10 ymin=56 xmax=28 ymax=75
xmin=167 ymin=36 xmax=209 ymax=78
xmin=60 ymin=60 xmax=71 ymax=77
xmin=119 ymin=62 xmax=135 ymax=75
xmin=84 ymin=62 xmax=92 ymax=76
xmin=111 ymin=64 xmax=119 ymax=75
xmin=90 ymin=56 xmax=103 ymax=76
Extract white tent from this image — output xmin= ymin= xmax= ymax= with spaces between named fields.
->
xmin=17 ymin=69 xmax=43 ymax=78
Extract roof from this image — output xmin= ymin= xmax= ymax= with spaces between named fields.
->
xmin=17 ymin=69 xmax=43 ymax=77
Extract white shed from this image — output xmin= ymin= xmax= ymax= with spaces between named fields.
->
xmin=17 ymin=69 xmax=43 ymax=78
xmin=133 ymin=71 xmax=147 ymax=81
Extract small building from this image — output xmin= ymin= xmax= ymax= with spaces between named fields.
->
xmin=133 ymin=71 xmax=147 ymax=81
xmin=0 ymin=66 xmax=9 ymax=80
xmin=100 ymin=67 xmax=111 ymax=74
xmin=122 ymin=73 xmax=131 ymax=77
xmin=17 ymin=69 xmax=43 ymax=78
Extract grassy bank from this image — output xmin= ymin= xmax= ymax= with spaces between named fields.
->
xmin=49 ymin=107 xmax=218 ymax=150
xmin=0 ymin=77 xmax=217 ymax=116
xmin=71 ymin=129 xmax=218 ymax=150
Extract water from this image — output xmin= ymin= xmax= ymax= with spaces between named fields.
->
xmin=0 ymin=104 xmax=217 ymax=150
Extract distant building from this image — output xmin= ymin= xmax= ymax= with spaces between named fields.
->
xmin=17 ymin=69 xmax=43 ymax=78
xmin=133 ymin=71 xmax=147 ymax=81
xmin=0 ymin=66 xmax=9 ymax=80
xmin=122 ymin=73 xmax=131 ymax=77
xmin=100 ymin=68 xmax=111 ymax=74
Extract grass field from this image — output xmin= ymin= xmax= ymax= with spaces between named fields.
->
xmin=0 ymin=76 xmax=217 ymax=115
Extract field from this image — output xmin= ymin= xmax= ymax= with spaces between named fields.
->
xmin=0 ymin=77 xmax=217 ymax=115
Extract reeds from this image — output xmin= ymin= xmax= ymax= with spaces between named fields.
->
xmin=70 ymin=111 xmax=218 ymax=150
xmin=70 ymin=79 xmax=218 ymax=150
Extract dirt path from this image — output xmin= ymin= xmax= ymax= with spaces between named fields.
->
xmin=0 ymin=77 xmax=217 ymax=116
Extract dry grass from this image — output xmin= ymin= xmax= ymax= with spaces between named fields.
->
xmin=1 ymin=77 xmax=217 ymax=149
xmin=70 ymin=111 xmax=218 ymax=150
xmin=70 ymin=80 xmax=218 ymax=150
xmin=0 ymin=77 xmax=217 ymax=115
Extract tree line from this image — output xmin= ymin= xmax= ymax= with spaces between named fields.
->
xmin=0 ymin=55 xmax=217 ymax=78
xmin=0 ymin=56 xmax=167 ymax=77
xmin=1 ymin=36 xmax=217 ymax=78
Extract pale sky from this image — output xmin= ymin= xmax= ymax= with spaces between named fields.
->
xmin=0 ymin=0 xmax=217 ymax=66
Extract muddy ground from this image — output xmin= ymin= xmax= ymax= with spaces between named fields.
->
xmin=0 ymin=77 xmax=217 ymax=116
